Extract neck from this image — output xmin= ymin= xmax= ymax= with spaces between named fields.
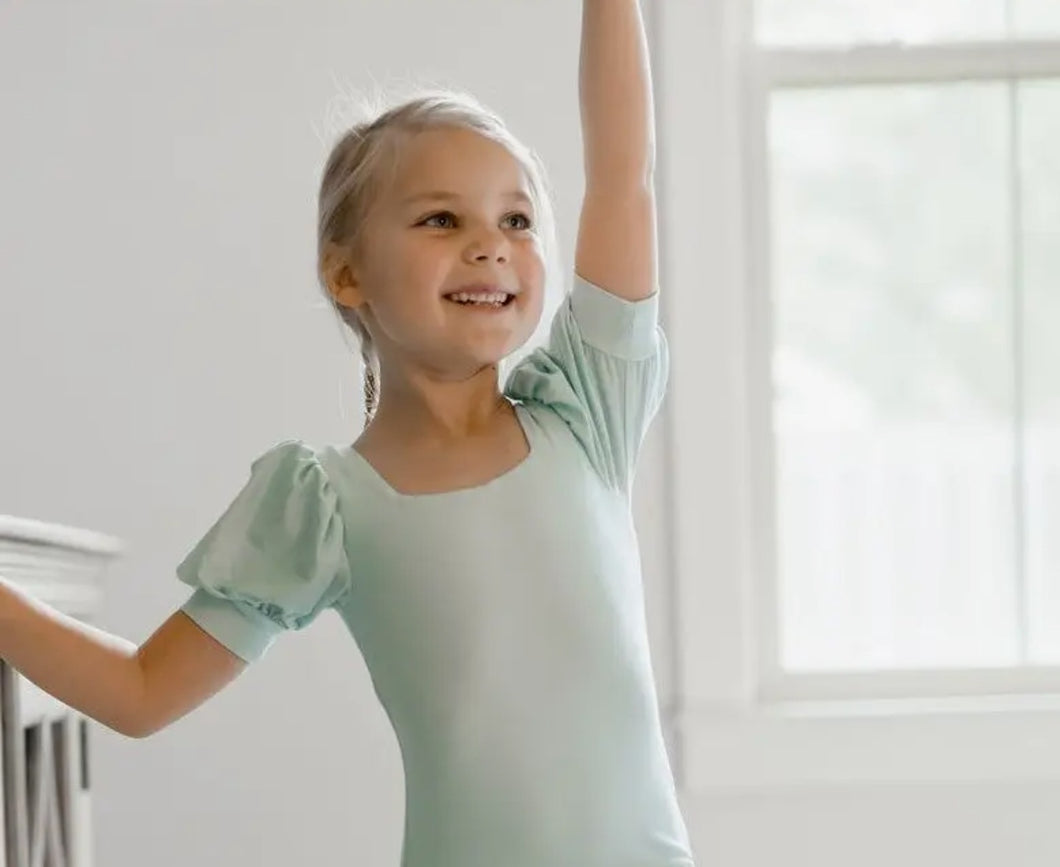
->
xmin=366 ymin=365 xmax=511 ymax=443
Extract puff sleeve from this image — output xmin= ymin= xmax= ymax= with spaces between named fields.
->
xmin=505 ymin=272 xmax=669 ymax=496
xmin=176 ymin=440 xmax=353 ymax=663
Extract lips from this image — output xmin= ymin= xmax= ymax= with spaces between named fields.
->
xmin=444 ymin=294 xmax=515 ymax=308
xmin=443 ymin=282 xmax=517 ymax=310
xmin=443 ymin=283 xmax=516 ymax=298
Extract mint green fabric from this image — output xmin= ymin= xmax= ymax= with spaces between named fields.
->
xmin=177 ymin=273 xmax=695 ymax=867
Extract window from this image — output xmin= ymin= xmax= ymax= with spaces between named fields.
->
xmin=655 ymin=0 xmax=1060 ymax=790
xmin=757 ymin=1 xmax=1060 ymax=46
xmin=754 ymin=1 xmax=1060 ymax=696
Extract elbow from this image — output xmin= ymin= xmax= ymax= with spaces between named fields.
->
xmin=84 ymin=715 xmax=153 ymax=740
xmin=107 ymin=714 xmax=151 ymax=740
xmin=120 ymin=710 xmax=166 ymax=739
xmin=122 ymin=721 xmax=154 ymax=740
xmin=113 ymin=696 xmax=163 ymax=740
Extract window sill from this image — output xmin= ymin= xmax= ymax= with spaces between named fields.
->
xmin=677 ymin=694 xmax=1060 ymax=792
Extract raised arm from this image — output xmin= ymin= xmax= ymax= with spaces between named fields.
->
xmin=576 ymin=0 xmax=659 ymax=303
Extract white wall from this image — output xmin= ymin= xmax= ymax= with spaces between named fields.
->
xmin=3 ymin=1 xmax=1057 ymax=866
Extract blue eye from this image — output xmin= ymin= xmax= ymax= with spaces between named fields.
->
xmin=422 ymin=212 xmax=456 ymax=229
xmin=506 ymin=213 xmax=534 ymax=230
xmin=420 ymin=211 xmax=534 ymax=230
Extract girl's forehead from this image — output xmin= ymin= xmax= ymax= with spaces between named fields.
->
xmin=395 ymin=129 xmax=528 ymax=190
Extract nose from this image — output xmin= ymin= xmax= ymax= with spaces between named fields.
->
xmin=464 ymin=225 xmax=509 ymax=263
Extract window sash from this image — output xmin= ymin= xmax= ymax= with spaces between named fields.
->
xmin=655 ymin=0 xmax=1060 ymax=789
xmin=759 ymin=39 xmax=1060 ymax=87
xmin=747 ymin=35 xmax=1060 ymax=702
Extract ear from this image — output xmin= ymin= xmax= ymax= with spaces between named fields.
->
xmin=322 ymin=241 xmax=367 ymax=310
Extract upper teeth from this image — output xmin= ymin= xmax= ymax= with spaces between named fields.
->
xmin=448 ymin=292 xmax=509 ymax=304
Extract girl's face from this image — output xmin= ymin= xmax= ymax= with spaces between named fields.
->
xmin=341 ymin=127 xmax=547 ymax=381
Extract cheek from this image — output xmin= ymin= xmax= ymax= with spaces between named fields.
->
xmin=519 ymin=241 xmax=548 ymax=284
xmin=369 ymin=243 xmax=439 ymax=298
xmin=400 ymin=240 xmax=452 ymax=280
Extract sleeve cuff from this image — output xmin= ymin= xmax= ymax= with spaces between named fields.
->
xmin=180 ymin=588 xmax=284 ymax=664
xmin=570 ymin=273 xmax=662 ymax=361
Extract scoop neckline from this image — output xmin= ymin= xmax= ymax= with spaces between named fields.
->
xmin=344 ymin=402 xmax=535 ymax=500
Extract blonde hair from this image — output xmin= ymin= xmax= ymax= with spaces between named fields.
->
xmin=315 ymin=87 xmax=561 ymax=430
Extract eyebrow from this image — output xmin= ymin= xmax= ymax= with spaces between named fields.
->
xmin=401 ymin=190 xmax=533 ymax=208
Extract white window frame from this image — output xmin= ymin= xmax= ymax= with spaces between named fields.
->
xmin=652 ymin=0 xmax=1060 ymax=792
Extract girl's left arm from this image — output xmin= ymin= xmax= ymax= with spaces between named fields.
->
xmin=575 ymin=0 xmax=658 ymax=303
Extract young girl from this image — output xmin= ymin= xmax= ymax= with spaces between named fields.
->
xmin=0 ymin=2 xmax=696 ymax=865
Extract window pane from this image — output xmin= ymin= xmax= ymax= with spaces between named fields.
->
xmin=769 ymin=83 xmax=1019 ymax=671
xmin=1015 ymin=0 xmax=1060 ymax=37
xmin=755 ymin=0 xmax=1060 ymax=45
xmin=1022 ymin=81 xmax=1060 ymax=662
